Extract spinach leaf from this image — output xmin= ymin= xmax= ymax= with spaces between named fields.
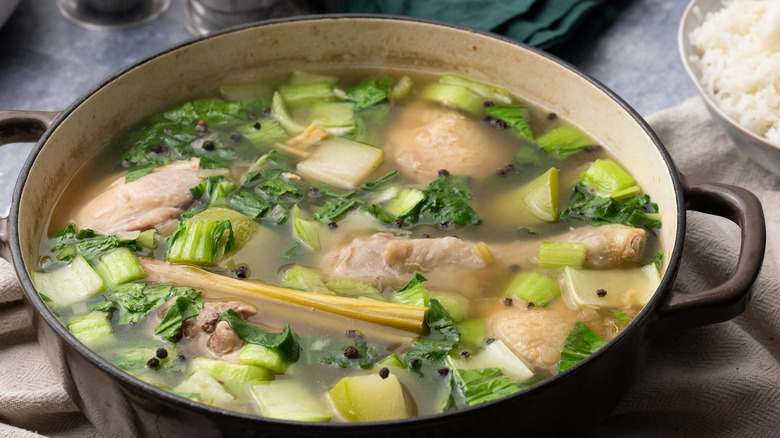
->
xmin=163 ymin=98 xmax=245 ymax=125
xmin=346 ymin=78 xmax=391 ymax=109
xmin=102 ymin=282 xmax=202 ymax=326
xmin=402 ymin=299 xmax=460 ymax=373
xmin=484 ymin=105 xmax=534 ymax=141
xmin=50 ymin=224 xmax=77 ymax=252
xmin=418 ymin=175 xmax=481 ymax=226
xmin=557 ymin=321 xmax=607 ymax=372
xmin=227 ymin=191 xmax=270 ymax=221
xmin=155 ymin=295 xmax=201 ymax=342
xmin=307 ymin=340 xmax=382 ymax=369
xmin=220 ymin=309 xmax=300 ymax=361
xmin=121 ymin=121 xmax=197 ymax=166
xmin=560 ymin=183 xmax=661 ymax=234
xmin=312 ymin=199 xmax=358 ymax=223
xmin=392 ymin=273 xmax=430 ymax=307
xmin=124 ymin=163 xmax=158 ymax=183
xmin=452 ymin=367 xmax=523 ymax=406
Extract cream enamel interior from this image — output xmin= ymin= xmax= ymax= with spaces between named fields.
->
xmin=18 ymin=17 xmax=678 ymax=284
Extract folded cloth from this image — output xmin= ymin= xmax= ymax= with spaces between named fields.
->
xmin=334 ymin=0 xmax=621 ymax=61
xmin=0 ymin=97 xmax=778 ymax=436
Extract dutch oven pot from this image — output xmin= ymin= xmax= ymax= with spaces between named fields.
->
xmin=0 ymin=15 xmax=766 ymax=437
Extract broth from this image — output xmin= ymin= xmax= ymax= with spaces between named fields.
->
xmin=33 ymin=70 xmax=662 ymax=422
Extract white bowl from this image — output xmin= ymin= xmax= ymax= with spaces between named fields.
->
xmin=679 ymin=0 xmax=780 ymax=176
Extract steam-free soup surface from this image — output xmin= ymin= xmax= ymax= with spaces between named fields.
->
xmin=33 ymin=70 xmax=662 ymax=422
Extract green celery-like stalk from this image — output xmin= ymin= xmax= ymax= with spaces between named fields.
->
xmin=92 ymin=247 xmax=146 ymax=289
xmin=165 ymin=219 xmax=235 ymax=266
xmin=420 ymin=82 xmax=484 ymax=115
xmin=237 ymin=117 xmax=289 ymax=149
xmin=536 ymin=125 xmax=592 ymax=158
xmin=485 ymin=105 xmax=534 ymax=141
xmin=439 ymin=74 xmax=512 ymax=105
xmin=537 ymin=241 xmax=587 ymax=269
xmin=391 ymin=273 xmax=430 ymax=308
xmin=581 ymin=159 xmax=638 ymax=198
xmin=383 ymin=187 xmax=425 ymax=218
xmin=503 ymin=271 xmax=561 ymax=306
xmin=278 ymin=81 xmax=335 ymax=106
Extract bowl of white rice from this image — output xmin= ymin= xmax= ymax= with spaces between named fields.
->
xmin=679 ymin=0 xmax=780 ymax=176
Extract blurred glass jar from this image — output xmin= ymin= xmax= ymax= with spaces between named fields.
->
xmin=185 ymin=0 xmax=335 ymax=35
xmin=58 ymin=0 xmax=171 ymax=30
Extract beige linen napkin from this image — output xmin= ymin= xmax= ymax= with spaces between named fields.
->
xmin=1 ymin=97 xmax=778 ymax=437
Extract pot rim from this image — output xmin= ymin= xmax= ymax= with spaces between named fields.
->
xmin=9 ymin=13 xmax=686 ymax=430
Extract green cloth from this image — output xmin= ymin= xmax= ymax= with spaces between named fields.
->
xmin=335 ymin=0 xmax=621 ymax=62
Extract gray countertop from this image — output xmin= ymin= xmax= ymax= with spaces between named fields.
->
xmin=0 ymin=0 xmax=698 ymax=212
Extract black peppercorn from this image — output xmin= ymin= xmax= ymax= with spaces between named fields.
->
xmin=202 ymin=140 xmax=215 ymax=151
xmin=147 ymin=357 xmax=160 ymax=369
xmin=503 ymin=297 xmax=513 ymax=306
xmin=437 ymin=368 xmax=450 ymax=376
xmin=253 ymin=122 xmax=262 ymax=130
xmin=438 ymin=169 xmax=450 ymax=177
xmin=460 ymin=351 xmax=471 ymax=358
xmin=230 ymin=265 xmax=248 ymax=279
xmin=410 ymin=358 xmax=422 ymax=368
xmin=327 ymin=221 xmax=338 ymax=230
xmin=379 ymin=367 xmax=390 ymax=379
xmin=156 ymin=348 xmax=168 ymax=359
xmin=596 ymin=289 xmax=607 ymax=297
xmin=527 ymin=301 xmax=535 ymax=309
xmin=344 ymin=346 xmax=359 ymax=359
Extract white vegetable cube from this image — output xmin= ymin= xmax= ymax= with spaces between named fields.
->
xmin=560 ymin=264 xmax=660 ymax=309
xmin=447 ymin=339 xmax=534 ymax=383
xmin=328 ymin=373 xmax=409 ymax=422
xmin=31 ymin=254 xmax=105 ymax=309
xmin=296 ymin=138 xmax=384 ymax=190
xmin=173 ymin=370 xmax=235 ymax=406
xmin=251 ymin=379 xmax=332 ymax=422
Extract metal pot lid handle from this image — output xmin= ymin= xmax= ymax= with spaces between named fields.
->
xmin=0 ymin=110 xmax=61 ymax=262
xmin=649 ymin=173 xmax=766 ymax=336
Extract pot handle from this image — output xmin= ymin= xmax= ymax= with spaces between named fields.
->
xmin=648 ymin=173 xmax=766 ymax=337
xmin=0 ymin=110 xmax=60 ymax=262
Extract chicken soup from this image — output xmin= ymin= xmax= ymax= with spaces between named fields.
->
xmin=32 ymin=71 xmax=662 ymax=422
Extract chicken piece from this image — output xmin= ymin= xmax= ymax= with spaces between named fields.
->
xmin=71 ymin=158 xmax=204 ymax=235
xmin=157 ymin=299 xmax=256 ymax=358
xmin=489 ymin=298 xmax=578 ymax=369
xmin=181 ymin=300 xmax=257 ymax=339
xmin=207 ymin=321 xmax=244 ymax=355
xmin=490 ymin=224 xmax=648 ymax=270
xmin=321 ymin=232 xmax=490 ymax=291
xmin=385 ymin=105 xmax=514 ymax=184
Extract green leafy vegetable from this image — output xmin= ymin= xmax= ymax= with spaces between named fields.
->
xmin=124 ymin=163 xmax=158 ymax=183
xmin=227 ymin=191 xmax=270 ymax=221
xmin=165 ymin=220 xmax=235 ymax=265
xmin=392 ymin=273 xmax=430 ymax=308
xmin=312 ymin=199 xmax=358 ymax=223
xmin=560 ymin=183 xmax=661 ymax=234
xmin=418 ymin=175 xmax=481 ymax=226
xmin=308 ymin=340 xmax=382 ymax=369
xmin=98 ymin=282 xmax=202 ymax=325
xmin=346 ymin=78 xmax=391 ymax=109
xmin=220 ymin=309 xmax=300 ymax=362
xmin=557 ymin=321 xmax=607 ymax=372
xmin=451 ymin=367 xmax=523 ymax=406
xmin=155 ymin=295 xmax=201 ymax=342
xmin=485 ymin=105 xmax=533 ymax=141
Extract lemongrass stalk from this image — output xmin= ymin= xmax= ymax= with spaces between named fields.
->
xmin=138 ymin=258 xmax=427 ymax=334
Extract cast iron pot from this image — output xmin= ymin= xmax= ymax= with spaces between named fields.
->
xmin=0 ymin=15 xmax=766 ymax=437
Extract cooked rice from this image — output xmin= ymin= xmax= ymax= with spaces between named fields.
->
xmin=689 ymin=0 xmax=780 ymax=144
